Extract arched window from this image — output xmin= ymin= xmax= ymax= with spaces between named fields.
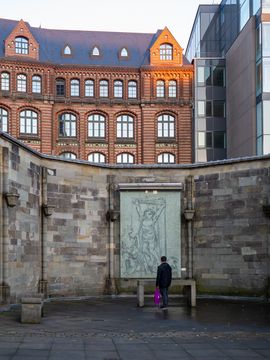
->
xmin=85 ymin=80 xmax=94 ymax=97
xmin=1 ymin=72 xmax=10 ymax=91
xmin=15 ymin=37 xmax=29 ymax=55
xmin=56 ymin=78 xmax=65 ymax=96
xmin=116 ymin=153 xmax=134 ymax=164
xmin=63 ymin=45 xmax=72 ymax=55
xmin=0 ymin=108 xmax=8 ymax=132
xmin=160 ymin=43 xmax=173 ymax=60
xmin=156 ymin=80 xmax=165 ymax=98
xmin=32 ymin=75 xmax=41 ymax=93
xmin=17 ymin=74 xmax=27 ymax=92
xmin=117 ymin=115 xmax=134 ymax=138
xmin=120 ymin=48 xmax=128 ymax=57
xmin=99 ymin=80 xmax=109 ymax=97
xmin=168 ymin=80 xmax=177 ymax=98
xmin=157 ymin=114 xmax=175 ymax=138
xmin=157 ymin=153 xmax=175 ymax=164
xmin=70 ymin=79 xmax=80 ymax=97
xmin=114 ymin=80 xmax=123 ymax=98
xmin=88 ymin=114 xmax=105 ymax=138
xmin=60 ymin=152 xmax=76 ymax=159
xmin=19 ymin=110 xmax=38 ymax=135
xmin=128 ymin=81 xmax=137 ymax=98
xmin=92 ymin=46 xmax=100 ymax=56
xmin=59 ymin=113 xmax=77 ymax=137
xmin=88 ymin=152 xmax=106 ymax=163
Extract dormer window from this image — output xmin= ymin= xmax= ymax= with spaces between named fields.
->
xmin=15 ymin=36 xmax=29 ymax=55
xmin=92 ymin=46 xmax=100 ymax=56
xmin=160 ymin=43 xmax=173 ymax=60
xmin=63 ymin=45 xmax=72 ymax=55
xmin=120 ymin=48 xmax=128 ymax=57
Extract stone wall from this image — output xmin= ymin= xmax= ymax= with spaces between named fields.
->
xmin=0 ymin=134 xmax=269 ymax=303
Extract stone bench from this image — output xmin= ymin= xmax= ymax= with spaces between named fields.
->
xmin=21 ymin=297 xmax=43 ymax=324
xmin=137 ymin=279 xmax=196 ymax=308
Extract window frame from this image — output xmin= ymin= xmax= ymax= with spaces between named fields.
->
xmin=59 ymin=113 xmax=77 ymax=138
xmin=99 ymin=80 xmax=109 ymax=98
xmin=59 ymin=152 xmax=77 ymax=159
xmin=157 ymin=153 xmax=175 ymax=164
xmin=168 ymin=80 xmax=177 ymax=98
xmin=85 ymin=79 xmax=94 ymax=97
xmin=88 ymin=152 xmax=106 ymax=163
xmin=157 ymin=114 xmax=175 ymax=139
xmin=32 ymin=75 xmax=42 ymax=94
xmin=56 ymin=78 xmax=66 ymax=97
xmin=1 ymin=72 xmax=10 ymax=91
xmin=116 ymin=153 xmax=134 ymax=164
xmin=114 ymin=80 xmax=123 ymax=98
xmin=88 ymin=114 xmax=106 ymax=138
xmin=17 ymin=74 xmax=27 ymax=92
xmin=156 ymin=80 xmax=165 ymax=98
xmin=128 ymin=81 xmax=137 ymax=99
xmin=19 ymin=110 xmax=38 ymax=135
xmin=116 ymin=114 xmax=134 ymax=139
xmin=0 ymin=107 xmax=8 ymax=132
xmin=15 ymin=36 xmax=29 ymax=55
xmin=70 ymin=79 xmax=80 ymax=97
xmin=159 ymin=43 xmax=173 ymax=61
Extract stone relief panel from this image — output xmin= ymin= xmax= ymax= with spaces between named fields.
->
xmin=120 ymin=191 xmax=181 ymax=279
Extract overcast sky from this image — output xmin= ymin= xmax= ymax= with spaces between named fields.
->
xmin=1 ymin=0 xmax=218 ymax=50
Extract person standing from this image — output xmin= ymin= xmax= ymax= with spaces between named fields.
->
xmin=156 ymin=256 xmax=172 ymax=309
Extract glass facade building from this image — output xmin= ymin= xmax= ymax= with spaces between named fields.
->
xmin=186 ymin=0 xmax=270 ymax=162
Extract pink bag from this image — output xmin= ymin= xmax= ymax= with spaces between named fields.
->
xmin=154 ymin=288 xmax=161 ymax=306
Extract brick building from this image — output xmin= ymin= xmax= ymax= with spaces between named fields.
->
xmin=0 ymin=19 xmax=193 ymax=164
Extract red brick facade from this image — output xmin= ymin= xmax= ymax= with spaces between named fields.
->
xmin=0 ymin=21 xmax=193 ymax=164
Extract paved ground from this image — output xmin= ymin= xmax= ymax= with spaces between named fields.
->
xmin=0 ymin=296 xmax=269 ymax=359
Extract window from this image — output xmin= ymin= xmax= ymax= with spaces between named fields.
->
xmin=15 ymin=37 xmax=29 ymax=55
xmin=85 ymin=80 xmax=94 ymax=97
xmin=19 ymin=110 xmax=38 ymax=135
xmin=213 ymin=67 xmax=225 ymax=87
xmin=198 ymin=132 xmax=205 ymax=148
xmin=99 ymin=80 xmax=108 ymax=97
xmin=157 ymin=114 xmax=175 ymax=138
xmin=63 ymin=45 xmax=71 ymax=55
xmin=17 ymin=74 xmax=27 ymax=92
xmin=88 ymin=114 xmax=105 ymax=138
xmin=197 ymin=66 xmax=211 ymax=86
xmin=56 ymin=78 xmax=65 ymax=96
xmin=160 ymin=43 xmax=173 ymax=60
xmin=168 ymin=80 xmax=177 ymax=98
xmin=213 ymin=101 xmax=225 ymax=117
xmin=214 ymin=131 xmax=226 ymax=148
xmin=117 ymin=115 xmax=134 ymax=139
xmin=70 ymin=79 xmax=80 ymax=97
xmin=114 ymin=80 xmax=123 ymax=98
xmin=256 ymin=60 xmax=262 ymax=96
xmin=116 ymin=153 xmax=134 ymax=164
xmin=32 ymin=75 xmax=41 ymax=93
xmin=156 ymin=80 xmax=165 ymax=98
xmin=88 ymin=152 xmax=106 ymax=163
xmin=59 ymin=113 xmax=76 ymax=137
xmin=1 ymin=72 xmax=10 ymax=91
xmin=60 ymin=152 xmax=76 ymax=159
xmin=240 ymin=0 xmax=250 ymax=30
xmin=157 ymin=153 xmax=175 ymax=164
xmin=92 ymin=46 xmax=100 ymax=56
xmin=128 ymin=81 xmax=137 ymax=98
xmin=120 ymin=48 xmax=128 ymax=57
xmin=0 ymin=108 xmax=8 ymax=132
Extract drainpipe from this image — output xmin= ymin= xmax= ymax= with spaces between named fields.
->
xmin=106 ymin=175 xmax=118 ymax=294
xmin=0 ymin=147 xmax=10 ymax=304
xmin=184 ymin=175 xmax=195 ymax=279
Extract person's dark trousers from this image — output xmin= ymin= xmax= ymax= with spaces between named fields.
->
xmin=159 ymin=287 xmax=169 ymax=307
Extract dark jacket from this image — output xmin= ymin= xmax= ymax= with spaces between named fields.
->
xmin=156 ymin=262 xmax=172 ymax=288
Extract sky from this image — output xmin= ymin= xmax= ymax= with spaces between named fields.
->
xmin=0 ymin=0 xmax=218 ymax=50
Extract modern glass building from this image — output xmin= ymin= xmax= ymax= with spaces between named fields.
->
xmin=186 ymin=0 xmax=270 ymax=162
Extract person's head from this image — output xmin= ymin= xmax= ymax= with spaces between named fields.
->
xmin=161 ymin=256 xmax=167 ymax=263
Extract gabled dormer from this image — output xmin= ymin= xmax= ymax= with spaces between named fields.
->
xmin=150 ymin=27 xmax=183 ymax=66
xmin=4 ymin=19 xmax=39 ymax=60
